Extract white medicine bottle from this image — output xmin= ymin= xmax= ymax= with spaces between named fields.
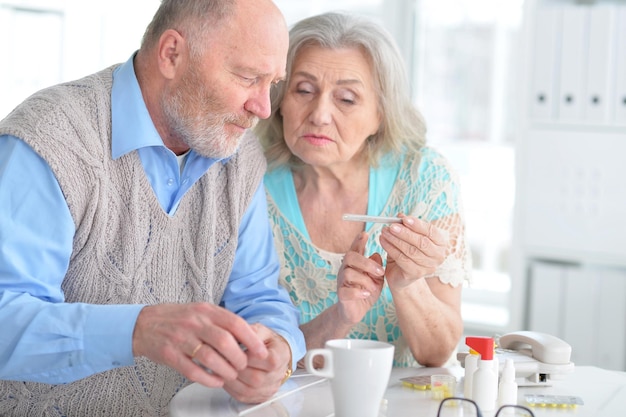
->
xmin=498 ymin=359 xmax=518 ymax=406
xmin=463 ymin=349 xmax=479 ymax=399
xmin=466 ymin=337 xmax=497 ymax=411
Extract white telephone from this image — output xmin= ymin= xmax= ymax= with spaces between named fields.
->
xmin=459 ymin=331 xmax=575 ymax=386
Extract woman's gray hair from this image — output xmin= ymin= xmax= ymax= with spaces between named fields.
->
xmin=141 ymin=0 xmax=235 ymax=61
xmin=257 ymin=11 xmax=427 ymax=170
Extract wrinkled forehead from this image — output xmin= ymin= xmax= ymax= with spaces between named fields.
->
xmin=212 ymin=0 xmax=288 ymax=75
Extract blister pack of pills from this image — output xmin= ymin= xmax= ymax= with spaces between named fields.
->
xmin=400 ymin=375 xmax=432 ymax=390
xmin=525 ymin=394 xmax=584 ymax=408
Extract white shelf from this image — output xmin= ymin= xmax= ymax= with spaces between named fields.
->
xmin=513 ymin=0 xmax=626 ymax=371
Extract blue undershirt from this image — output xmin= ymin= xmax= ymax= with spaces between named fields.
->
xmin=264 ymin=159 xmax=400 ymax=238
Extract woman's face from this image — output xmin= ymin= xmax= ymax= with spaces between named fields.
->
xmin=280 ymin=46 xmax=381 ymax=168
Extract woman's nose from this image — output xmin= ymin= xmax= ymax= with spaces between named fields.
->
xmin=308 ymin=96 xmax=333 ymax=126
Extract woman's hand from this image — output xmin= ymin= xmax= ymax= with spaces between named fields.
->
xmin=379 ymin=215 xmax=448 ymax=290
xmin=336 ymin=232 xmax=385 ymax=325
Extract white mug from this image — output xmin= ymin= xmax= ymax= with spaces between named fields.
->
xmin=304 ymin=339 xmax=394 ymax=417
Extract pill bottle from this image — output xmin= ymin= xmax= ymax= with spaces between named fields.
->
xmin=498 ymin=359 xmax=518 ymax=406
xmin=466 ymin=337 xmax=497 ymax=411
xmin=463 ymin=346 xmax=479 ymax=399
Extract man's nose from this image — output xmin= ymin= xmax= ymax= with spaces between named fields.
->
xmin=244 ymin=85 xmax=272 ymax=120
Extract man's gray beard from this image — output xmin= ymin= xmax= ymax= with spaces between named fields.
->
xmin=184 ymin=117 xmax=239 ymax=159
xmin=161 ymin=97 xmax=246 ymax=159
xmin=182 ymin=115 xmax=258 ymax=159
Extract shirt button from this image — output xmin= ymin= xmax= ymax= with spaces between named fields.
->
xmin=182 ymin=178 xmax=189 ymax=185
xmin=167 ymin=178 xmax=174 ymax=186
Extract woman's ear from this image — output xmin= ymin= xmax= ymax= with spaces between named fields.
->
xmin=371 ymin=115 xmax=383 ymax=137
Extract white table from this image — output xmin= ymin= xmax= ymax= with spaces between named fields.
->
xmin=169 ymin=366 xmax=626 ymax=417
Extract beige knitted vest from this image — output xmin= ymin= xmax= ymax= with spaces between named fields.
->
xmin=0 ymin=66 xmax=266 ymax=416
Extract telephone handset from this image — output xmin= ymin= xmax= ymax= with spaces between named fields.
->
xmin=498 ymin=330 xmax=572 ymax=365
xmin=458 ymin=331 xmax=575 ymax=386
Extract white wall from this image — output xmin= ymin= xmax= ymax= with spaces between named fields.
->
xmin=0 ymin=0 xmax=158 ymax=117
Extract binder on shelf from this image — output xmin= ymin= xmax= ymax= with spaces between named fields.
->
xmin=557 ymin=5 xmax=588 ymax=122
xmin=614 ymin=6 xmax=626 ymax=125
xmin=584 ymin=6 xmax=615 ymax=124
xmin=529 ymin=6 xmax=561 ymax=121
xmin=596 ymin=268 xmax=626 ymax=371
xmin=562 ymin=267 xmax=595 ymax=367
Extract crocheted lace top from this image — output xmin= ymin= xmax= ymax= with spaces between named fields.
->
xmin=265 ymin=147 xmax=472 ymax=367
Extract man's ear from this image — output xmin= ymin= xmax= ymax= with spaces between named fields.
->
xmin=157 ymin=29 xmax=187 ymax=80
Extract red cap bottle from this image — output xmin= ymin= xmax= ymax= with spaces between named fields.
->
xmin=465 ymin=336 xmax=494 ymax=360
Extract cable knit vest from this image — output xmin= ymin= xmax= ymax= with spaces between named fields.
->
xmin=0 ymin=66 xmax=266 ymax=416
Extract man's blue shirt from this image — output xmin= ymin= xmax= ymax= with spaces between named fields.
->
xmin=0 ymin=55 xmax=303 ymax=383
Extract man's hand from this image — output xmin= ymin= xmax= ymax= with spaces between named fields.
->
xmin=132 ymin=303 xmax=268 ymax=389
xmin=224 ymin=323 xmax=291 ymax=403
xmin=223 ymin=323 xmax=293 ymax=403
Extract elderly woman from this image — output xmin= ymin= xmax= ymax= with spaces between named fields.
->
xmin=255 ymin=12 xmax=472 ymax=367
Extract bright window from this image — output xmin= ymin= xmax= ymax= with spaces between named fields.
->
xmin=411 ymin=0 xmax=524 ymax=333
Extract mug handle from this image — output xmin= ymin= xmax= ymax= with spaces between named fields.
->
xmin=304 ymin=348 xmax=334 ymax=378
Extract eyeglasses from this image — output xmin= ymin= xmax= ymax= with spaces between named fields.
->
xmin=436 ymin=397 xmax=535 ymax=417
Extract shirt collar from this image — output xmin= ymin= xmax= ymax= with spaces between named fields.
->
xmin=111 ymin=52 xmax=235 ymax=166
xmin=111 ymin=53 xmax=164 ymax=160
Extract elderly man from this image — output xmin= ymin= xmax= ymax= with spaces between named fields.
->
xmin=0 ymin=1 xmax=304 ymax=416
